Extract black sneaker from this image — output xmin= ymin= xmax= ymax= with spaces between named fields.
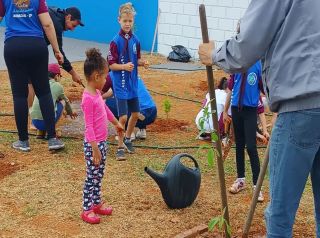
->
xmin=116 ymin=147 xmax=126 ymax=161
xmin=123 ymin=138 xmax=135 ymax=153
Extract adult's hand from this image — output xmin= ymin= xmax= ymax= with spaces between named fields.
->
xmin=69 ymin=69 xmax=82 ymax=85
xmin=198 ymin=41 xmax=215 ymax=66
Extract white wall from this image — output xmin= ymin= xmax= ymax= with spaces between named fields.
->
xmin=157 ymin=0 xmax=250 ymax=59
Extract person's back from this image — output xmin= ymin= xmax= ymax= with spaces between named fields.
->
xmin=1 ymin=0 xmax=46 ymax=40
xmin=30 ymin=79 xmax=63 ymax=120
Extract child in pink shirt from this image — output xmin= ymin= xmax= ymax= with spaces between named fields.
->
xmin=80 ymin=48 xmax=123 ymax=224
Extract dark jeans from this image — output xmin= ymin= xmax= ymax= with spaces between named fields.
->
xmin=4 ymin=37 xmax=56 ymax=140
xmin=231 ymin=106 xmax=260 ymax=185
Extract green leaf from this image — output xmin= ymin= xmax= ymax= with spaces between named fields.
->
xmin=207 ymin=148 xmax=214 ymax=167
xmin=208 ymin=217 xmax=219 ymax=231
xmin=226 ymin=222 xmax=232 ymax=236
xmin=198 ymin=117 xmax=205 ymax=130
xmin=218 ymin=216 xmax=224 ymax=230
xmin=211 ymin=132 xmax=219 ymax=142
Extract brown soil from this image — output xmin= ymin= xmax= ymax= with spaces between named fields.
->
xmin=0 ymin=161 xmax=20 ymax=180
xmin=0 ymin=55 xmax=317 ymax=238
xmin=149 ymin=118 xmax=190 ymax=133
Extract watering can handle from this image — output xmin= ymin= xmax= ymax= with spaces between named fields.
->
xmin=179 ymin=153 xmax=199 ymax=168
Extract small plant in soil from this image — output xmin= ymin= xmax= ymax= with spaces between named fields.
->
xmin=208 ymin=207 xmax=231 ymax=237
xmin=197 ymin=100 xmax=232 ymax=237
xmin=163 ymin=98 xmax=172 ymax=119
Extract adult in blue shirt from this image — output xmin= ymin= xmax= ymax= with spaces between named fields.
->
xmin=0 ymin=0 xmax=64 ymax=151
xmin=102 ymin=73 xmax=157 ymax=140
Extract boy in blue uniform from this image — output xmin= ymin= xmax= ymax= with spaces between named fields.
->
xmin=107 ymin=2 xmax=149 ymax=160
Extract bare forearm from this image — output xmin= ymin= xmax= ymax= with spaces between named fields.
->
xmin=110 ymin=63 xmax=125 ymax=71
xmin=224 ymin=90 xmax=232 ymax=113
xmin=259 ymin=113 xmax=268 ymax=133
xmin=39 ymin=13 xmax=59 ymax=53
xmin=102 ymin=89 xmax=113 ymax=99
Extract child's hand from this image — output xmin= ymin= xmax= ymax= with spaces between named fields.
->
xmin=223 ymin=111 xmax=231 ymax=124
xmin=70 ymin=112 xmax=78 ymax=120
xmin=92 ymin=145 xmax=101 ymax=167
xmin=115 ymin=123 xmax=124 ymax=137
xmin=263 ymin=130 xmax=270 ymax=140
xmin=144 ymin=60 xmax=150 ymax=69
xmin=124 ymin=62 xmax=134 ymax=72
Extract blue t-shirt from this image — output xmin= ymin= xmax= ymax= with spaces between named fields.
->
xmin=231 ymin=61 xmax=262 ymax=107
xmin=111 ymin=33 xmax=140 ymax=100
xmin=108 ymin=72 xmax=155 ymax=110
xmin=2 ymin=0 xmax=46 ymax=41
xmin=138 ymin=78 xmax=156 ymax=110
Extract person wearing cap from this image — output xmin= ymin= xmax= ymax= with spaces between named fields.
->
xmin=27 ymin=6 xmax=84 ymax=109
xmin=30 ymin=63 xmax=77 ymax=139
xmin=0 ymin=0 xmax=65 ymax=151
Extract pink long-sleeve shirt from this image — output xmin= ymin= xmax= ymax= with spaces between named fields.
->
xmin=81 ymin=89 xmax=115 ymax=143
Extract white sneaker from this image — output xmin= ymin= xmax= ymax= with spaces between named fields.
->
xmin=253 ymin=185 xmax=264 ymax=202
xmin=130 ymin=132 xmax=136 ymax=141
xmin=136 ymin=129 xmax=147 ymax=139
xmin=229 ymin=178 xmax=245 ymax=194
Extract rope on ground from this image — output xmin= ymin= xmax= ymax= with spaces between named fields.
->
xmin=0 ymin=113 xmax=14 ymax=117
xmin=148 ymin=89 xmax=202 ymax=104
xmin=0 ymin=129 xmax=268 ymax=150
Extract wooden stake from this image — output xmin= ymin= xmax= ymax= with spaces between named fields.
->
xmin=242 ymin=143 xmax=270 ymax=237
xmin=199 ymin=4 xmax=230 ymax=238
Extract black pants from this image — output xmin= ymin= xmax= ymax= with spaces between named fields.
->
xmin=4 ymin=37 xmax=56 ymax=141
xmin=231 ymin=106 xmax=260 ymax=185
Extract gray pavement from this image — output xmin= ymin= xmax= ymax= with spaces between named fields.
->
xmin=0 ymin=27 xmax=109 ymax=70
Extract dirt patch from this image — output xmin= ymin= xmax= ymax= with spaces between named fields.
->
xmin=149 ymin=118 xmax=190 ymax=133
xmin=0 ymin=160 xmax=20 ymax=180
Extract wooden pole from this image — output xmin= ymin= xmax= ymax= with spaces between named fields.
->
xmin=199 ymin=4 xmax=230 ymax=237
xmin=242 ymin=143 xmax=270 ymax=237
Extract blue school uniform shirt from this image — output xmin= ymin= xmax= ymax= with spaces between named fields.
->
xmin=138 ymin=77 xmax=156 ymax=110
xmin=231 ymin=61 xmax=262 ymax=108
xmin=110 ymin=32 xmax=140 ymax=100
xmin=2 ymin=0 xmax=47 ymax=41
xmin=109 ymin=72 xmax=156 ymax=110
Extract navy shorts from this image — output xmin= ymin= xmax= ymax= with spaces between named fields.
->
xmin=116 ymin=97 xmax=140 ymax=117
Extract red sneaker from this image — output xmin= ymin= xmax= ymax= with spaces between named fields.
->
xmin=93 ymin=203 xmax=113 ymax=216
xmin=81 ymin=209 xmax=100 ymax=224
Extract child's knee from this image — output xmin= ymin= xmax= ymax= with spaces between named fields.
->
xmin=119 ymin=115 xmax=127 ymax=124
xmin=131 ymin=112 xmax=139 ymax=120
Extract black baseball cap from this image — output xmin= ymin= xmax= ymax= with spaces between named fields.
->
xmin=65 ymin=7 xmax=84 ymax=26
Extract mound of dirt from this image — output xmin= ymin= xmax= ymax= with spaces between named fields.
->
xmin=149 ymin=118 xmax=190 ymax=133
xmin=0 ymin=160 xmax=19 ymax=180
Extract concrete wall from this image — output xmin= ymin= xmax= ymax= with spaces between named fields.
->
xmin=158 ymin=0 xmax=250 ymax=58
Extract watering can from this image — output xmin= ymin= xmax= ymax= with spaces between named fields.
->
xmin=144 ymin=153 xmax=201 ymax=209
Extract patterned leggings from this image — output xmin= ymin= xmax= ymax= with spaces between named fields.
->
xmin=82 ymin=141 xmax=108 ymax=211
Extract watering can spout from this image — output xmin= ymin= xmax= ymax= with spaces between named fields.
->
xmin=144 ymin=167 xmax=167 ymax=189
